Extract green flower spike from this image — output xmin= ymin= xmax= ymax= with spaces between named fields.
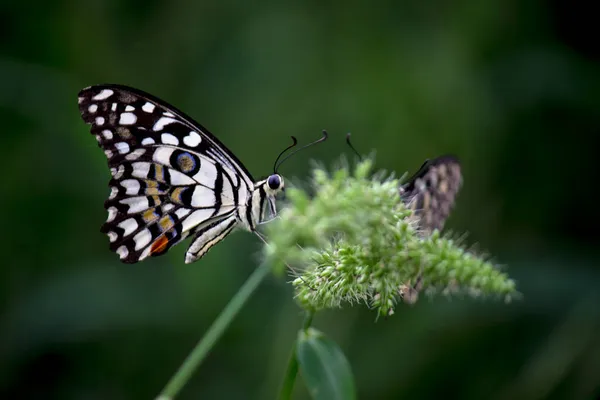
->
xmin=263 ymin=158 xmax=517 ymax=317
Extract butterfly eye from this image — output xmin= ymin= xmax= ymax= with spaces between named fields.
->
xmin=268 ymin=174 xmax=282 ymax=190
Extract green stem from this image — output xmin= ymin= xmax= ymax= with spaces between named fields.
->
xmin=277 ymin=311 xmax=315 ymax=400
xmin=157 ymin=261 xmax=272 ymax=400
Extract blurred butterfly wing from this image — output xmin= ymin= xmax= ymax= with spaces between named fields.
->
xmin=78 ymin=85 xmax=252 ymax=263
xmin=400 ymin=155 xmax=462 ymax=234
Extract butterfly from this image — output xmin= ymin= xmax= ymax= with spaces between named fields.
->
xmin=399 ymin=155 xmax=462 ymax=235
xmin=398 ymin=155 xmax=463 ymax=303
xmin=78 ymin=84 xmax=324 ymax=264
xmin=345 ymin=133 xmax=463 ymax=303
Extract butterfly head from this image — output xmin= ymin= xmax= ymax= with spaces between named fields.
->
xmin=267 ymin=174 xmax=284 ymax=193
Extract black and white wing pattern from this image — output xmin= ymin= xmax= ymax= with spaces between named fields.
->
xmin=78 ymin=84 xmax=257 ymax=264
xmin=400 ymin=155 xmax=462 ymax=234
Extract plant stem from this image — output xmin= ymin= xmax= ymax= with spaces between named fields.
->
xmin=277 ymin=311 xmax=314 ymax=400
xmin=157 ymin=261 xmax=272 ymax=400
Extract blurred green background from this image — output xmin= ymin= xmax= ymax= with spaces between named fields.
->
xmin=1 ymin=1 xmax=599 ymax=399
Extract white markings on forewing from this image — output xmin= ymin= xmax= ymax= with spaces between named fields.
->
xmin=169 ymin=170 xmax=196 ymax=186
xmin=125 ymin=105 xmax=135 ymax=112
xmin=114 ymin=142 xmax=130 ymax=154
xmin=183 ymin=131 xmax=202 ymax=147
xmin=142 ymin=102 xmax=155 ymax=113
xmin=191 ymin=186 xmax=216 ymax=208
xmin=95 ymin=116 xmax=105 ymax=125
xmin=161 ymin=133 xmax=179 ymax=145
xmin=88 ymin=104 xmax=98 ymax=113
xmin=92 ymin=89 xmax=114 ymax=100
xmin=141 ymin=137 xmax=155 ymax=145
xmin=220 ymin=173 xmax=236 ymax=205
xmin=182 ymin=209 xmax=214 ymax=232
xmin=102 ymin=129 xmax=113 ymax=140
xmin=125 ymin=148 xmax=147 ymax=161
xmin=192 ymin=161 xmax=218 ymax=189
xmin=119 ymin=112 xmax=137 ymax=125
xmin=114 ymin=165 xmax=125 ymax=179
xmin=152 ymin=147 xmax=175 ymax=166
xmin=130 ymin=163 xmax=149 ymax=180
xmin=153 ymin=117 xmax=177 ymax=131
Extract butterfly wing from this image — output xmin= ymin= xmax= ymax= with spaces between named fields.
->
xmin=398 ymin=155 xmax=462 ymax=303
xmin=400 ymin=155 xmax=462 ymax=234
xmin=78 ymin=84 xmax=254 ymax=263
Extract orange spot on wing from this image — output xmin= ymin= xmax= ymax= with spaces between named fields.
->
xmin=150 ymin=236 xmax=169 ymax=255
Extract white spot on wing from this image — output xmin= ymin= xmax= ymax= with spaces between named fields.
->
xmin=109 ymin=186 xmax=118 ymax=200
xmin=131 ymin=162 xmax=150 ymax=179
xmin=163 ymin=204 xmax=175 ymax=212
xmin=107 ymin=231 xmax=118 ymax=242
xmin=141 ymin=137 xmax=155 ymax=145
xmin=142 ymin=102 xmax=155 ymax=113
xmin=114 ymin=165 xmax=125 ymax=179
xmin=191 ymin=186 xmax=216 ymax=208
xmin=153 ymin=117 xmax=177 ymax=131
xmin=104 ymin=149 xmax=113 ymax=158
xmin=114 ymin=142 xmax=130 ymax=154
xmin=161 ymin=133 xmax=179 ymax=145
xmin=93 ymin=89 xmax=114 ymax=100
xmin=119 ymin=112 xmax=137 ymax=125
xmin=125 ymin=148 xmax=147 ymax=161
xmin=120 ymin=197 xmax=150 ymax=214
xmin=220 ymin=173 xmax=236 ymax=204
xmin=139 ymin=246 xmax=152 ymax=261
xmin=182 ymin=209 xmax=214 ymax=232
xmin=175 ymin=208 xmax=191 ymax=219
xmin=102 ymin=129 xmax=113 ymax=140
xmin=152 ymin=147 xmax=175 ymax=166
xmin=121 ymin=179 xmax=141 ymax=195
xmin=118 ymin=218 xmax=139 ymax=236
xmin=133 ymin=229 xmax=152 ymax=251
xmin=125 ymin=105 xmax=135 ymax=112
xmin=163 ymin=112 xmax=175 ymax=117
xmin=88 ymin=104 xmax=98 ymax=113
xmin=183 ymin=131 xmax=202 ymax=147
xmin=107 ymin=207 xmax=117 ymax=222
xmin=169 ymin=170 xmax=196 ymax=185
xmin=193 ymin=162 xmax=218 ymax=189
xmin=116 ymin=245 xmax=129 ymax=260
xmin=95 ymin=116 xmax=105 ymax=125
xmin=111 ymin=103 xmax=117 ymax=111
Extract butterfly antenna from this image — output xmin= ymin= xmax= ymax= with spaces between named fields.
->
xmin=273 ymin=136 xmax=298 ymax=174
xmin=274 ymin=130 xmax=328 ymax=173
xmin=346 ymin=133 xmax=363 ymax=161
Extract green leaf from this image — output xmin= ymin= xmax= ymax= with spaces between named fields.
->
xmin=296 ymin=328 xmax=356 ymax=400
